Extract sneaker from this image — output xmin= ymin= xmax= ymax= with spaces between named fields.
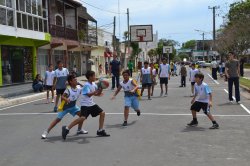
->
xmin=41 ymin=130 xmax=48 ymax=139
xmin=76 ymin=129 xmax=88 ymax=135
xmin=160 ymin=92 xmax=163 ymax=97
xmin=62 ymin=126 xmax=69 ymax=140
xmin=229 ymin=100 xmax=233 ymax=104
xmin=51 ymin=99 xmax=55 ymax=103
xmin=236 ymin=101 xmax=241 ymax=104
xmin=97 ymin=130 xmax=110 ymax=137
xmin=164 ymin=93 xmax=168 ymax=97
xmin=122 ymin=121 xmax=127 ymax=126
xmin=209 ymin=123 xmax=219 ymax=129
xmin=148 ymin=98 xmax=152 ymax=100
xmin=53 ymin=106 xmax=57 ymax=112
xmin=187 ymin=120 xmax=198 ymax=127
xmin=137 ymin=111 xmax=141 ymax=116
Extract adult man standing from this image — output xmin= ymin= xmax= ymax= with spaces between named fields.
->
xmin=211 ymin=58 xmax=218 ymax=80
xmin=53 ymin=60 xmax=69 ymax=112
xmin=110 ymin=55 xmax=121 ymax=90
xmin=225 ymin=52 xmax=241 ymax=104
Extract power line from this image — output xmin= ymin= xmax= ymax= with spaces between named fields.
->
xmin=79 ymin=0 xmax=126 ymax=15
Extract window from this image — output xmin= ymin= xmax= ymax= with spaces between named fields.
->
xmin=22 ymin=14 xmax=27 ymax=29
xmin=6 ymin=0 xmax=12 ymax=7
xmin=32 ymin=0 xmax=36 ymax=15
xmin=20 ymin=0 xmax=25 ymax=12
xmin=7 ymin=10 xmax=13 ymax=26
xmin=55 ymin=14 xmax=63 ymax=26
xmin=0 ymin=8 xmax=6 ymax=25
xmin=16 ymin=0 xmax=19 ymax=10
xmin=37 ymin=0 xmax=42 ymax=16
xmin=39 ymin=18 xmax=43 ymax=32
xmin=17 ymin=13 xmax=22 ymax=28
xmin=43 ymin=20 xmax=47 ymax=32
xmin=28 ymin=15 xmax=33 ymax=30
xmin=34 ymin=17 xmax=38 ymax=31
xmin=26 ymin=0 xmax=31 ymax=13
xmin=0 ymin=0 xmax=5 ymax=6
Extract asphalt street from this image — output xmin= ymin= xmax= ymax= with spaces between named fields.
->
xmin=0 ymin=69 xmax=250 ymax=166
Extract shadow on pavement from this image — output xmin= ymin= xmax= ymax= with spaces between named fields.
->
xmin=43 ymin=135 xmax=99 ymax=144
xmin=181 ymin=126 xmax=207 ymax=132
xmin=105 ymin=120 xmax=137 ymax=129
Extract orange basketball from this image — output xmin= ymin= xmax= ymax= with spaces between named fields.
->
xmin=97 ymin=80 xmax=109 ymax=89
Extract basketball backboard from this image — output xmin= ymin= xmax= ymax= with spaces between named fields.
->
xmin=130 ymin=25 xmax=153 ymax=42
xmin=163 ymin=46 xmax=173 ymax=54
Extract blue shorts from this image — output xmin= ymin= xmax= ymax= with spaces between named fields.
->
xmin=124 ymin=96 xmax=139 ymax=110
xmin=57 ymin=106 xmax=80 ymax=119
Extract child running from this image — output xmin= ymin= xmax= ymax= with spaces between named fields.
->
xmin=159 ymin=58 xmax=170 ymax=97
xmin=62 ymin=71 xmax=110 ymax=140
xmin=111 ymin=70 xmax=141 ymax=126
xmin=189 ymin=63 xmax=199 ymax=96
xmin=44 ymin=64 xmax=55 ymax=103
xmin=187 ymin=72 xmax=219 ymax=129
xmin=140 ymin=61 xmax=153 ymax=100
xmin=41 ymin=75 xmax=88 ymax=139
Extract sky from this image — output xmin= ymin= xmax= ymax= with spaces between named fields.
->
xmin=79 ymin=0 xmax=239 ymax=46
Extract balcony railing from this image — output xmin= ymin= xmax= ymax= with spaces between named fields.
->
xmin=50 ymin=24 xmax=78 ymax=41
xmin=79 ymin=35 xmax=97 ymax=46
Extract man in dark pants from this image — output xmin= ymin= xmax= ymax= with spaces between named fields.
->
xmin=225 ymin=52 xmax=241 ymax=104
xmin=211 ymin=58 xmax=218 ymax=80
xmin=110 ymin=55 xmax=121 ymax=90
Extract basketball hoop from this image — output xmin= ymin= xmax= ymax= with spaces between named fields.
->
xmin=138 ymin=36 xmax=144 ymax=42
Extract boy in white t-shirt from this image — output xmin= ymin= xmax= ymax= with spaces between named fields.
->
xmin=44 ymin=64 xmax=55 ymax=103
xmin=159 ymin=58 xmax=170 ymax=97
xmin=189 ymin=63 xmax=199 ymax=96
xmin=62 ymin=71 xmax=110 ymax=140
xmin=150 ymin=63 xmax=157 ymax=96
xmin=187 ymin=73 xmax=219 ymax=129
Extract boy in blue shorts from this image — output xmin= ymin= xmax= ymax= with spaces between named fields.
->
xmin=41 ymin=75 xmax=88 ymax=139
xmin=187 ymin=73 xmax=219 ymax=129
xmin=111 ymin=70 xmax=141 ymax=126
xmin=62 ymin=71 xmax=110 ymax=140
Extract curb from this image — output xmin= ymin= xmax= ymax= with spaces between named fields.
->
xmin=240 ymin=84 xmax=250 ymax=93
xmin=0 ymin=92 xmax=46 ymax=107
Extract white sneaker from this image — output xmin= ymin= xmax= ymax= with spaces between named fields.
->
xmin=76 ymin=129 xmax=88 ymax=135
xmin=51 ymin=99 xmax=55 ymax=103
xmin=237 ymin=101 xmax=241 ymax=104
xmin=164 ymin=93 xmax=168 ymax=97
xmin=160 ymin=92 xmax=163 ymax=97
xmin=229 ymin=100 xmax=233 ymax=104
xmin=41 ymin=131 xmax=48 ymax=139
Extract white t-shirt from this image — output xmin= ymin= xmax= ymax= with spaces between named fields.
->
xmin=159 ymin=64 xmax=170 ymax=78
xmin=190 ymin=69 xmax=199 ymax=82
xmin=45 ymin=70 xmax=55 ymax=86
xmin=55 ymin=68 xmax=69 ymax=89
xmin=80 ymin=82 xmax=98 ymax=107
xmin=152 ymin=69 xmax=157 ymax=76
xmin=194 ymin=82 xmax=212 ymax=103
xmin=120 ymin=79 xmax=135 ymax=92
xmin=63 ymin=86 xmax=81 ymax=110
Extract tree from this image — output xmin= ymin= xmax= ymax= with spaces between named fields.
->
xmin=148 ymin=49 xmax=157 ymax=58
xmin=130 ymin=42 xmax=142 ymax=59
xmin=157 ymin=38 xmax=179 ymax=61
xmin=178 ymin=53 xmax=190 ymax=61
xmin=182 ymin=40 xmax=196 ymax=49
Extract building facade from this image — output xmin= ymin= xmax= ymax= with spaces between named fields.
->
xmin=0 ymin=0 xmax=50 ymax=86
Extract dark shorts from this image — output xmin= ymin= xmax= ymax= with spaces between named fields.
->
xmin=171 ymin=69 xmax=174 ymax=72
xmin=80 ymin=105 xmax=103 ymax=118
xmin=142 ymin=83 xmax=152 ymax=88
xmin=160 ymin=78 xmax=168 ymax=85
xmin=190 ymin=101 xmax=210 ymax=114
xmin=56 ymin=89 xmax=66 ymax=95
xmin=46 ymin=85 xmax=53 ymax=90
xmin=191 ymin=82 xmax=195 ymax=86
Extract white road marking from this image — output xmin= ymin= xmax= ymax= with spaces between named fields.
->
xmin=0 ymin=98 xmax=46 ymax=111
xmin=0 ymin=112 xmax=249 ymax=117
xmin=207 ymin=73 xmax=220 ymax=84
xmin=224 ymin=89 xmax=250 ymax=114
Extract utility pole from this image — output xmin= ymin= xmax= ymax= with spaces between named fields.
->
xmin=113 ymin=16 xmax=116 ymax=56
xmin=124 ymin=8 xmax=130 ymax=69
xmin=202 ymin=32 xmax=205 ymax=61
xmin=208 ymin=6 xmax=220 ymax=51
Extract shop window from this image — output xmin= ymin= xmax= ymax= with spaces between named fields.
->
xmin=0 ymin=0 xmax=5 ymax=6
xmin=55 ymin=14 xmax=63 ymax=26
xmin=17 ymin=12 xmax=22 ymax=28
xmin=28 ymin=15 xmax=33 ymax=30
xmin=7 ymin=10 xmax=13 ymax=26
xmin=26 ymin=0 xmax=31 ymax=13
xmin=0 ymin=8 xmax=6 ymax=25
xmin=22 ymin=14 xmax=28 ymax=29
xmin=34 ymin=17 xmax=38 ymax=31
xmin=32 ymin=0 xmax=36 ymax=15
